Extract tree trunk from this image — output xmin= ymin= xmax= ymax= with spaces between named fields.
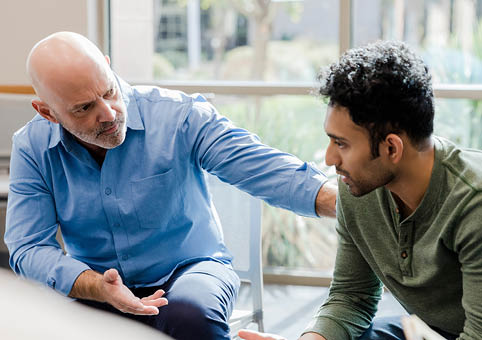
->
xmin=250 ymin=15 xmax=271 ymax=80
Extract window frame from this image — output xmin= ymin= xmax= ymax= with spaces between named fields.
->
xmin=108 ymin=0 xmax=482 ymax=286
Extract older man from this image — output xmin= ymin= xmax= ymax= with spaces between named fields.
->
xmin=5 ymin=32 xmax=336 ymax=340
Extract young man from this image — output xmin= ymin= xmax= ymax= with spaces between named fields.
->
xmin=4 ymin=32 xmax=337 ymax=340
xmin=240 ymin=41 xmax=482 ymax=340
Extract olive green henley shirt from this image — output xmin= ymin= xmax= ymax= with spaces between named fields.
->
xmin=304 ymin=137 xmax=482 ymax=340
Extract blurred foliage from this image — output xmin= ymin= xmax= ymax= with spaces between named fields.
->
xmin=152 ymin=1 xmax=482 ymax=270
xmin=423 ymin=19 xmax=482 ymax=150
xmin=159 ymin=50 xmax=189 ymax=69
xmin=221 ymin=39 xmax=338 ymax=81
xmin=214 ymin=95 xmax=338 ymax=270
xmin=153 ymin=53 xmax=175 ymax=79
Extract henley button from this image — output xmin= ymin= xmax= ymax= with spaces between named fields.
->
xmin=113 ymin=222 xmax=120 ymax=228
xmin=122 ymin=254 xmax=128 ymax=261
xmin=105 ymin=187 xmax=112 ymax=195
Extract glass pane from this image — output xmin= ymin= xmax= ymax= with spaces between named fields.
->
xmin=111 ymin=0 xmax=340 ymax=82
xmin=434 ymin=98 xmax=482 ymax=148
xmin=212 ymin=94 xmax=337 ymax=271
xmin=352 ymin=0 xmax=482 ymax=84
xmin=212 ymin=95 xmax=482 ymax=271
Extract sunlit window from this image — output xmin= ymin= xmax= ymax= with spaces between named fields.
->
xmin=110 ymin=0 xmax=482 ymax=276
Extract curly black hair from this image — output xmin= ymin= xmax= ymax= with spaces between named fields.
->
xmin=318 ymin=40 xmax=434 ymax=157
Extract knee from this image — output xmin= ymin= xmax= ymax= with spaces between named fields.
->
xmin=358 ymin=316 xmax=405 ymax=340
xmin=162 ymin=300 xmax=217 ymax=340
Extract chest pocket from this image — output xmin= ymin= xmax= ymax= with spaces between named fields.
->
xmin=130 ymin=169 xmax=183 ymax=229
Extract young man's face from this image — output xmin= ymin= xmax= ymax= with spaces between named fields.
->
xmin=324 ymin=105 xmax=395 ymax=197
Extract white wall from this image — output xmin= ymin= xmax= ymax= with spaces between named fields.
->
xmin=0 ymin=0 xmax=105 ymax=85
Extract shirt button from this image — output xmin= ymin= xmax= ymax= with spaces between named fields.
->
xmin=105 ymin=187 xmax=112 ymax=195
xmin=401 ymin=251 xmax=408 ymax=259
xmin=113 ymin=222 xmax=120 ymax=228
xmin=395 ymin=208 xmax=400 ymax=214
xmin=122 ymin=254 xmax=128 ymax=261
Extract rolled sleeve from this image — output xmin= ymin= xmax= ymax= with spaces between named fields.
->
xmin=288 ymin=161 xmax=327 ymax=217
xmin=46 ymin=257 xmax=91 ymax=295
xmin=303 ymin=316 xmax=350 ymax=340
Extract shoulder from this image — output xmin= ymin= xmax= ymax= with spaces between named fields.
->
xmin=12 ymin=115 xmax=57 ymax=154
xmin=130 ymin=85 xmax=215 ymax=123
xmin=436 ymin=136 xmax=482 ymax=191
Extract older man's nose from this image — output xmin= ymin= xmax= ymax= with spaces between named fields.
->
xmin=98 ymin=99 xmax=116 ymax=122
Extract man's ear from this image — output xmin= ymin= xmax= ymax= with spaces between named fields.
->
xmin=382 ymin=133 xmax=403 ymax=164
xmin=31 ymin=100 xmax=59 ymax=124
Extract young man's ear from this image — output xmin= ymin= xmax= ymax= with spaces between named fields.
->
xmin=382 ymin=133 xmax=403 ymax=164
xmin=31 ymin=100 xmax=59 ymax=124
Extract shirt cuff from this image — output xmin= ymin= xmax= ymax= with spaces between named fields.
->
xmin=289 ymin=162 xmax=327 ymax=217
xmin=46 ymin=256 xmax=91 ymax=296
xmin=302 ymin=316 xmax=350 ymax=340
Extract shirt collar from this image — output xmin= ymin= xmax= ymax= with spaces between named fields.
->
xmin=48 ymin=74 xmax=144 ymax=150
xmin=116 ymin=74 xmax=144 ymax=131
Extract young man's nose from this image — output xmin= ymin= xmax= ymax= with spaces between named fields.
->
xmin=325 ymin=142 xmax=340 ymax=167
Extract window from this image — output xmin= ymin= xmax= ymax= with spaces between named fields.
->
xmin=110 ymin=0 xmax=482 ymax=279
xmin=352 ymin=0 xmax=482 ymax=85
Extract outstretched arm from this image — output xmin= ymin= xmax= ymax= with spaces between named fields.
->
xmin=69 ymin=268 xmax=168 ymax=315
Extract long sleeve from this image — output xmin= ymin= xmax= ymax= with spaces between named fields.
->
xmin=5 ymin=137 xmax=90 ymax=296
xmin=181 ymin=95 xmax=327 ymax=218
xmin=303 ymin=194 xmax=383 ymax=339
xmin=453 ymin=192 xmax=482 ymax=339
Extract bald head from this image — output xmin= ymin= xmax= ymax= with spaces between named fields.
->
xmin=27 ymin=32 xmax=127 ymax=152
xmin=27 ymin=32 xmax=110 ymax=104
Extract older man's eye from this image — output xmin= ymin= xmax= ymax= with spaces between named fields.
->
xmin=81 ymin=104 xmax=92 ymax=111
xmin=104 ymin=88 xmax=115 ymax=98
xmin=76 ymin=103 xmax=92 ymax=113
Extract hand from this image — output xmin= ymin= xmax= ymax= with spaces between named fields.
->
xmin=238 ymin=329 xmax=287 ymax=340
xmin=101 ymin=268 xmax=168 ymax=315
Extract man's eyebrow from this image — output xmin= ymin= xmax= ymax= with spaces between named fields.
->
xmin=327 ymin=133 xmax=348 ymax=142
xmin=106 ymin=80 xmax=115 ymax=91
xmin=70 ymin=81 xmax=115 ymax=111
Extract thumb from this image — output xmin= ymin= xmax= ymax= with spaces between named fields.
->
xmin=104 ymin=268 xmax=121 ymax=284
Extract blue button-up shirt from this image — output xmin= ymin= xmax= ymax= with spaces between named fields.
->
xmin=5 ymin=77 xmax=327 ymax=296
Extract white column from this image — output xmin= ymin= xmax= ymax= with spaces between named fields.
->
xmin=110 ymin=0 xmax=154 ymax=81
xmin=187 ymin=0 xmax=201 ymax=70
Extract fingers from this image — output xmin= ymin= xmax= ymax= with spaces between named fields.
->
xmin=143 ymin=289 xmax=166 ymax=300
xmin=141 ymin=297 xmax=169 ymax=307
xmin=140 ymin=289 xmax=168 ymax=307
xmin=117 ymin=299 xmax=160 ymax=315
xmin=238 ymin=330 xmax=287 ymax=340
